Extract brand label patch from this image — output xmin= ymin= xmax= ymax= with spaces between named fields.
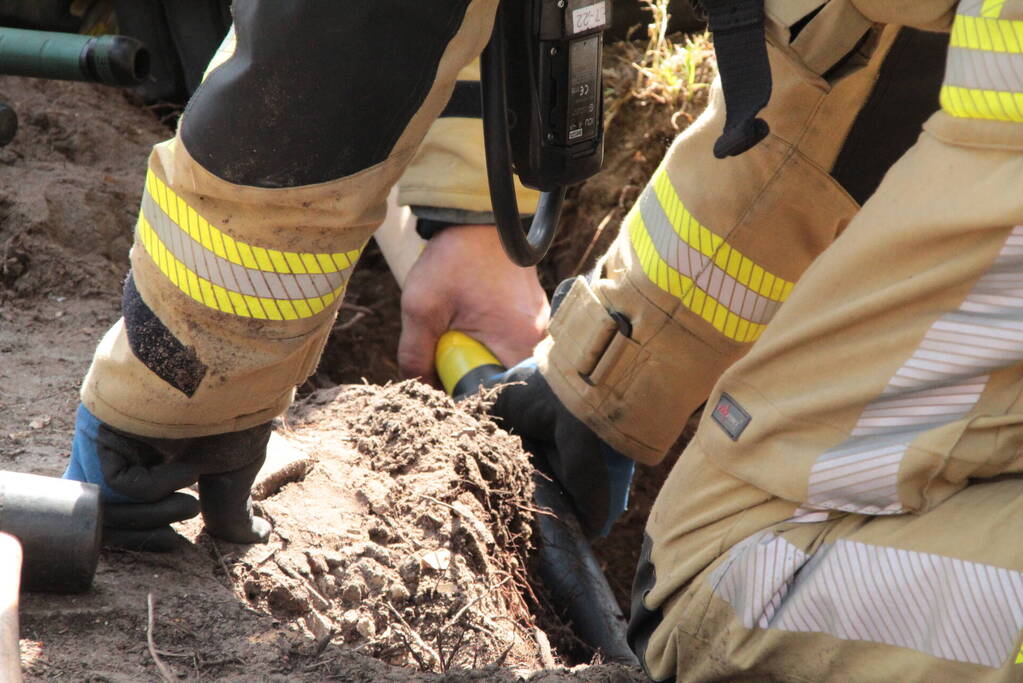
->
xmin=712 ymin=393 xmax=751 ymax=441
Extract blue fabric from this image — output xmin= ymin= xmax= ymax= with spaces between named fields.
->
xmin=63 ymin=404 xmax=137 ymax=503
xmin=599 ymin=442 xmax=635 ymax=537
xmin=509 ymin=358 xmax=538 ymax=374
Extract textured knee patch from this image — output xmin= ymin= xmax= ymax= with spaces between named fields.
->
xmin=122 ymin=273 xmax=207 ymax=397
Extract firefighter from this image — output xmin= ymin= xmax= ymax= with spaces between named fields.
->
xmin=62 ymin=1 xmax=548 ymax=550
xmin=493 ymin=0 xmax=1023 ymax=679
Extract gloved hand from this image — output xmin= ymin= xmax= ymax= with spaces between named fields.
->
xmin=64 ymin=404 xmax=272 ymax=551
xmin=489 ymin=360 xmax=634 ymax=538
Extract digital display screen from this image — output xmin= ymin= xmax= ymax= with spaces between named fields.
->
xmin=567 ymin=35 xmax=600 ymax=142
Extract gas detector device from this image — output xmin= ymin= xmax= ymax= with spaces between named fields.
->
xmin=480 ymin=0 xmax=611 ymax=266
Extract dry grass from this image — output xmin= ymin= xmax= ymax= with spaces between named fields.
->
xmin=603 ymin=0 xmax=717 ymax=131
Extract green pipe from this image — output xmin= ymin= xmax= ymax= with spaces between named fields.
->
xmin=0 ymin=28 xmax=148 ymax=87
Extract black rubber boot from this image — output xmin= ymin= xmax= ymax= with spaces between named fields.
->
xmin=198 ymin=455 xmax=271 ymax=544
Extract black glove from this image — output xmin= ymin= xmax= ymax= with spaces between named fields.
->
xmin=65 ymin=404 xmax=271 ymax=551
xmin=489 ymin=360 xmax=634 ymax=537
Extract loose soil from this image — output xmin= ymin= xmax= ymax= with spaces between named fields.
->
xmin=0 ymin=27 xmax=711 ymax=680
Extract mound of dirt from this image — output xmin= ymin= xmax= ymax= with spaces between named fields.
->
xmin=258 ymin=381 xmax=540 ymax=673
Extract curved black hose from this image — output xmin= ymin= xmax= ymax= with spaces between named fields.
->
xmin=480 ymin=6 xmax=565 ymax=268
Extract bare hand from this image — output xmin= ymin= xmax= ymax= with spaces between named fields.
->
xmin=398 ymin=224 xmax=550 ymax=386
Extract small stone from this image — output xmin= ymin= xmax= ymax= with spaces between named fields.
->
xmin=368 ymin=523 xmax=391 ymax=544
xmin=399 ymin=557 xmax=420 ymax=584
xmin=315 ymin=574 xmax=336 ymax=597
xmin=421 ymin=549 xmax=451 ymax=572
xmin=355 ymin=559 xmax=388 ymax=592
xmin=305 ymin=550 xmax=329 ymax=576
xmin=341 ymin=609 xmax=360 ymax=632
xmin=324 ymin=552 xmax=346 ymax=570
xmin=28 ymin=415 xmax=51 ymax=430
xmin=341 ymin=581 xmax=363 ymax=604
xmin=388 ymin=583 xmax=410 ymax=602
xmin=355 ymin=615 xmax=376 ymax=639
xmin=303 ymin=611 xmax=331 ymax=641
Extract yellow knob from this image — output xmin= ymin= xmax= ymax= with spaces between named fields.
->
xmin=435 ymin=331 xmax=503 ymax=396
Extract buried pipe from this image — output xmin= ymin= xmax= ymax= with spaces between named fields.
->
xmin=0 ymin=472 xmax=102 ymax=593
xmin=532 ymin=472 xmax=639 ymax=665
xmin=0 ymin=532 xmax=22 ymax=682
xmin=434 ymin=331 xmax=639 ymax=664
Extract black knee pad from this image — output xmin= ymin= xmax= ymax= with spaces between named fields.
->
xmin=180 ymin=0 xmax=473 ymax=188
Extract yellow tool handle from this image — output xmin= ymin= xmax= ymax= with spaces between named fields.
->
xmin=435 ymin=331 xmax=504 ymax=397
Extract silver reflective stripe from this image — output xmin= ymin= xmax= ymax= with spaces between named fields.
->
xmin=638 ymin=188 xmax=782 ymax=325
xmin=140 ymin=192 xmax=346 ymax=300
xmin=711 ymin=534 xmax=1023 ymax=668
xmin=709 ymin=532 xmax=808 ymax=629
xmin=806 ymin=226 xmax=1023 ymax=515
xmin=945 ymin=46 xmax=1023 ymax=93
xmin=955 ymin=0 xmax=1003 ymax=18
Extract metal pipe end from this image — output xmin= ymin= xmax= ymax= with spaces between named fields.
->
xmin=82 ymin=35 xmax=150 ymax=87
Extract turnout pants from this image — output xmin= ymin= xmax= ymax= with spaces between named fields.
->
xmin=81 ymin=1 xmax=502 ymax=438
xmin=615 ymin=1 xmax=1023 ymax=681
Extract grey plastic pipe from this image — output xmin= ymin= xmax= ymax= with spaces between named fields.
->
xmin=0 ymin=472 xmax=101 ymax=593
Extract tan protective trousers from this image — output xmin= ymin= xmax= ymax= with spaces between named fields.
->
xmin=624 ymin=0 xmax=1023 ymax=680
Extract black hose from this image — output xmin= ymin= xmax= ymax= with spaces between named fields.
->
xmin=532 ymin=470 xmax=639 ymax=665
xmin=480 ymin=6 xmax=565 ymax=268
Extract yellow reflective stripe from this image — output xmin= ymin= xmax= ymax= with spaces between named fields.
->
xmin=145 ymin=170 xmax=360 ymax=275
xmin=950 ymin=14 xmax=1023 ymax=53
xmin=626 ymin=207 xmax=770 ymax=343
xmin=940 ymin=84 xmax=1023 ymax=122
xmin=301 ymin=253 xmax=323 ymax=274
xmin=285 ymin=252 xmax=306 ymax=273
xmin=651 ymin=169 xmax=720 ymax=258
xmin=267 ymin=249 xmax=291 ymax=273
xmin=136 ymin=213 xmax=345 ymax=321
xmin=332 ymin=253 xmax=351 ymax=270
xmin=227 ymin=291 xmax=250 ymax=317
xmin=315 ymin=253 xmax=335 ymax=273
xmin=981 ymin=0 xmax=1006 ymax=19
xmin=236 ymin=242 xmax=259 ymax=269
xmin=649 ymin=167 xmax=792 ymax=302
